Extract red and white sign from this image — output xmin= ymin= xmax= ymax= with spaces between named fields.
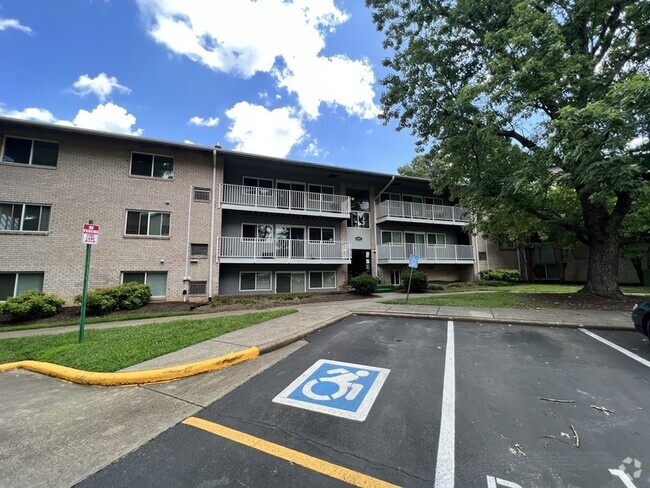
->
xmin=82 ymin=223 xmax=100 ymax=245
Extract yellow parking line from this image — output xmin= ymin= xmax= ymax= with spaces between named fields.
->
xmin=182 ymin=416 xmax=400 ymax=488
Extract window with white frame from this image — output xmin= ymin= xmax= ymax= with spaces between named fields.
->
xmin=425 ymin=197 xmax=444 ymax=205
xmin=0 ymin=203 xmax=51 ymax=232
xmin=242 ymin=224 xmax=273 ymax=240
xmin=125 ymin=211 xmax=170 ymax=236
xmin=308 ymin=227 xmax=334 ymax=242
xmin=308 ymin=184 xmax=334 ymax=201
xmin=0 ymin=272 xmax=44 ymax=301
xmin=243 ymin=177 xmax=273 ymax=188
xmin=309 ymin=271 xmax=336 ymax=289
xmin=427 ymin=233 xmax=447 ymax=246
xmin=402 ymin=195 xmax=424 ymax=203
xmin=2 ymin=136 xmax=59 ymax=167
xmin=122 ymin=271 xmax=168 ymax=297
xmin=381 ymin=231 xmax=403 ymax=245
xmin=190 ymin=243 xmax=208 ymax=258
xmin=130 ymin=152 xmax=174 ymax=179
xmin=193 ymin=187 xmax=211 ymax=201
xmin=240 ymin=272 xmax=272 ymax=291
xmin=380 ymin=192 xmax=401 ymax=202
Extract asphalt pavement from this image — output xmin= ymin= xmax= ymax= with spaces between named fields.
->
xmin=0 ymin=293 xmax=647 ymax=488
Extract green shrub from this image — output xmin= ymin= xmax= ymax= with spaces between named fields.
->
xmin=479 ymin=269 xmax=520 ymax=283
xmin=402 ymin=270 xmax=428 ymax=293
xmin=349 ymin=274 xmax=379 ymax=295
xmin=428 ymin=283 xmax=445 ymax=291
xmin=476 ymin=280 xmax=514 ymax=287
xmin=74 ymin=282 xmax=151 ymax=315
xmin=1 ymin=290 xmax=65 ymax=321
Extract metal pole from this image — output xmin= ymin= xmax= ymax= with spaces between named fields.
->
xmin=79 ymin=219 xmax=93 ymax=343
xmin=406 ymin=267 xmax=414 ymax=304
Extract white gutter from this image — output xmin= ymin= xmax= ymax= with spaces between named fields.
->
xmin=375 ymin=175 xmax=395 ymax=203
xmin=208 ymin=147 xmax=218 ymax=302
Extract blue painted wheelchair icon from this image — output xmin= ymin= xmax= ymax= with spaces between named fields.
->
xmin=273 ymin=359 xmax=390 ymax=421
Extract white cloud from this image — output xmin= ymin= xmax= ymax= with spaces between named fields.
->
xmin=72 ymin=73 xmax=131 ymax=102
xmin=302 ymin=139 xmax=327 ymax=158
xmin=136 ymin=0 xmax=379 ymax=119
xmin=184 ymin=139 xmax=194 ymax=144
xmin=0 ymin=18 xmax=33 ymax=35
xmin=627 ymin=136 xmax=649 ymax=150
xmin=72 ymin=103 xmax=143 ymax=135
xmin=0 ymin=107 xmax=57 ymax=123
xmin=189 ymin=115 xmax=219 ymax=127
xmin=1 ymin=103 xmax=143 ymax=136
xmin=225 ymin=101 xmax=305 ymax=157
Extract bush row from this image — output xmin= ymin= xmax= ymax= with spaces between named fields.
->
xmin=74 ymin=282 xmax=152 ymax=315
xmin=478 ymin=269 xmax=520 ymax=282
xmin=0 ymin=290 xmax=66 ymax=321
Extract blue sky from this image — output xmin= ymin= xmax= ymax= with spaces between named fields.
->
xmin=0 ymin=0 xmax=417 ymax=173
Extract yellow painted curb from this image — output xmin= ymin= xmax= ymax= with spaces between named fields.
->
xmin=0 ymin=347 xmax=260 ymax=386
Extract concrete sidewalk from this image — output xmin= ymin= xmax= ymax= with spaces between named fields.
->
xmin=0 ymin=294 xmax=637 ymax=488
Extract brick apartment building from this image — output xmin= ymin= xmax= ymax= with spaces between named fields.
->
xmin=0 ymin=117 xmax=643 ymax=303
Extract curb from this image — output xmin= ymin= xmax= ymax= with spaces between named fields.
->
xmin=357 ymin=311 xmax=636 ymax=331
xmin=0 ymin=347 xmax=260 ymax=386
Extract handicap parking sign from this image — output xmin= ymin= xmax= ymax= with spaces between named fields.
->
xmin=272 ymin=359 xmax=390 ymax=421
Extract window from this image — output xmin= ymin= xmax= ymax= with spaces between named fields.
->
xmin=0 ymin=273 xmax=44 ymax=300
xmin=190 ymin=243 xmax=208 ymax=258
xmin=478 ymin=252 xmax=487 ymax=261
xmin=390 ymin=270 xmax=401 ymax=286
xmin=308 ymin=227 xmax=334 ymax=242
xmin=2 ymin=137 xmax=59 ymax=167
xmin=347 ymin=189 xmax=370 ymax=228
xmin=240 ymin=272 xmax=272 ymax=291
xmin=188 ymin=281 xmax=207 ymax=295
xmin=381 ymin=231 xmax=403 ymax=245
xmin=0 ymin=203 xmax=50 ymax=232
xmin=405 ymin=232 xmax=425 ymax=244
xmin=242 ymin=224 xmax=273 ymax=240
xmin=193 ymin=187 xmax=211 ymax=201
xmin=309 ymin=271 xmax=336 ymax=289
xmin=125 ymin=211 xmax=170 ymax=236
xmin=380 ymin=193 xmax=401 ymax=202
xmin=427 ymin=233 xmax=446 ymax=246
xmin=122 ymin=271 xmax=168 ymax=296
xmin=308 ymin=184 xmax=334 ymax=201
xmin=499 ymin=238 xmax=516 ymax=250
xmin=130 ymin=152 xmax=174 ymax=179
xmin=243 ymin=177 xmax=273 ymax=188
xmin=402 ymin=195 xmax=423 ymax=203
xmin=425 ymin=197 xmax=444 ymax=205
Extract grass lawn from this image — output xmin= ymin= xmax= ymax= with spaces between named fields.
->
xmin=0 ymin=309 xmax=295 ymax=372
xmin=383 ymin=291 xmax=528 ymax=308
xmin=509 ymin=283 xmax=650 ymax=294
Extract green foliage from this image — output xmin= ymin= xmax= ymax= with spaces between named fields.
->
xmin=367 ymin=0 xmax=650 ymax=296
xmin=349 ymin=274 xmax=379 ymax=295
xmin=75 ymin=282 xmax=151 ymax=316
xmin=0 ymin=290 xmax=65 ymax=321
xmin=428 ymin=283 xmax=445 ymax=291
xmin=479 ymin=269 xmax=520 ymax=283
xmin=402 ymin=270 xmax=428 ymax=292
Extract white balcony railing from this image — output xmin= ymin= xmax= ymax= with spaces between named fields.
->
xmin=376 ymin=201 xmax=469 ymax=224
xmin=377 ymin=244 xmax=475 ymax=263
xmin=219 ymin=237 xmax=351 ymax=263
xmin=220 ymin=184 xmax=351 ymax=217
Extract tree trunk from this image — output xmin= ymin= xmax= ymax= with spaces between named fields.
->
xmin=578 ymin=196 xmax=629 ymax=298
xmin=629 ymin=256 xmax=644 ymax=284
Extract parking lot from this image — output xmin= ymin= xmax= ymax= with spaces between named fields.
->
xmin=79 ymin=316 xmax=650 ymax=487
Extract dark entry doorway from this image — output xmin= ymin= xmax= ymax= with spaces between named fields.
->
xmin=349 ymin=249 xmax=371 ymax=279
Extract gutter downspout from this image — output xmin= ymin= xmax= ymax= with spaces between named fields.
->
xmin=375 ymin=176 xmax=395 ymax=203
xmin=183 ymin=185 xmax=193 ymax=302
xmin=208 ymin=147 xmax=218 ymax=302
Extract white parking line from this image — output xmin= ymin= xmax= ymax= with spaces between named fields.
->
xmin=435 ymin=320 xmax=455 ymax=488
xmin=580 ymin=329 xmax=650 ymax=368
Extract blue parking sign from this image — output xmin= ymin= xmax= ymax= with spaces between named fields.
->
xmin=272 ymin=359 xmax=390 ymax=421
xmin=409 ymin=254 xmax=419 ymax=268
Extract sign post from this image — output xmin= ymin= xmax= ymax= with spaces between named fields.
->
xmin=406 ymin=254 xmax=419 ymax=304
xmin=79 ymin=221 xmax=99 ymax=343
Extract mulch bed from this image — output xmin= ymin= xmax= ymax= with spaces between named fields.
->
xmin=523 ymin=292 xmax=648 ymax=312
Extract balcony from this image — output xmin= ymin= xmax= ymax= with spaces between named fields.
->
xmin=376 ymin=201 xmax=470 ymax=225
xmin=377 ymin=244 xmax=475 ymax=264
xmin=219 ymin=237 xmax=351 ymax=264
xmin=220 ymin=184 xmax=351 ymax=218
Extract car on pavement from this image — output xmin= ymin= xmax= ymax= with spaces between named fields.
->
xmin=632 ymin=300 xmax=650 ymax=339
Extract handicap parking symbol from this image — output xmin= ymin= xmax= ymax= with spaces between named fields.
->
xmin=272 ymin=359 xmax=390 ymax=421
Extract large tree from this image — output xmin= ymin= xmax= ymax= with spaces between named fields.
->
xmin=368 ymin=0 xmax=650 ymax=297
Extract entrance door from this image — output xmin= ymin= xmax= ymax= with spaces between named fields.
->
xmin=349 ymin=249 xmax=371 ymax=279
xmin=276 ymin=272 xmax=306 ymax=293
